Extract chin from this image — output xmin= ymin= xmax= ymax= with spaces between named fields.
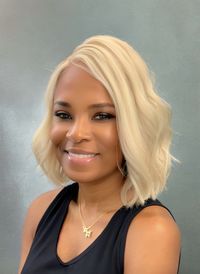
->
xmin=63 ymin=169 xmax=99 ymax=184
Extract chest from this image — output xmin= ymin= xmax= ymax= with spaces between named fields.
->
xmin=21 ymin=199 xmax=130 ymax=274
xmin=57 ymin=211 xmax=114 ymax=264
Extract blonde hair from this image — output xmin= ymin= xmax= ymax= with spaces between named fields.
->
xmin=32 ymin=35 xmax=173 ymax=207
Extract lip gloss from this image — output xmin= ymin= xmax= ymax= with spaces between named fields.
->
xmin=65 ymin=152 xmax=98 ymax=165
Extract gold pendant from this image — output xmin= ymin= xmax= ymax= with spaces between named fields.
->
xmin=83 ymin=226 xmax=92 ymax=238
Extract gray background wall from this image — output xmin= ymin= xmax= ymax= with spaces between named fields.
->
xmin=0 ymin=1 xmax=199 ymax=273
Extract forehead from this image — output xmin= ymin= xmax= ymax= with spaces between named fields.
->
xmin=54 ymin=64 xmax=113 ymax=104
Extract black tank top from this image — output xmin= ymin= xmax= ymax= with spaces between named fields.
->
xmin=21 ymin=183 xmax=180 ymax=274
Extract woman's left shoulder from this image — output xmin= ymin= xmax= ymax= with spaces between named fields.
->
xmin=129 ymin=204 xmax=180 ymax=237
xmin=124 ymin=205 xmax=181 ymax=274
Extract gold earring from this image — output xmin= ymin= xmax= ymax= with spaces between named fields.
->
xmin=59 ymin=165 xmax=63 ymax=175
xmin=117 ymin=158 xmax=127 ymax=177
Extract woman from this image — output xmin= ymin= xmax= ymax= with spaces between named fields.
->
xmin=18 ymin=35 xmax=181 ymax=274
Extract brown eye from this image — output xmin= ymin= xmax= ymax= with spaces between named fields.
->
xmin=54 ymin=111 xmax=72 ymax=120
xmin=94 ymin=113 xmax=115 ymax=120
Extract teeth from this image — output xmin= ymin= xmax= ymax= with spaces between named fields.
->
xmin=68 ymin=152 xmax=96 ymax=158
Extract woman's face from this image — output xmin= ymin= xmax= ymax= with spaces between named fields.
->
xmin=50 ymin=64 xmax=123 ymax=184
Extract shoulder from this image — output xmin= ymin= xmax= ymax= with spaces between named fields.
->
xmin=124 ymin=205 xmax=181 ymax=274
xmin=26 ymin=187 xmax=64 ymax=237
xmin=18 ymin=187 xmax=63 ymax=274
xmin=29 ymin=187 xmax=63 ymax=211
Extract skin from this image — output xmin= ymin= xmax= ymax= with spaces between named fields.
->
xmin=51 ymin=64 xmax=124 ymax=193
xmin=18 ymin=65 xmax=180 ymax=274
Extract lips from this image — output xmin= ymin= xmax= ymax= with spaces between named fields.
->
xmin=64 ymin=148 xmax=98 ymax=155
xmin=63 ymin=149 xmax=99 ymax=165
xmin=64 ymin=148 xmax=99 ymax=159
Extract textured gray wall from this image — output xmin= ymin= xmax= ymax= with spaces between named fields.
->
xmin=0 ymin=1 xmax=199 ymax=273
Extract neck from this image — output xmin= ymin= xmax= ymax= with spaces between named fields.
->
xmin=77 ymin=172 xmax=124 ymax=213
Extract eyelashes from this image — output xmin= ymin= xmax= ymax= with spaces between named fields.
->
xmin=94 ymin=113 xmax=115 ymax=120
xmin=54 ymin=111 xmax=115 ymax=121
xmin=54 ymin=112 xmax=72 ymax=120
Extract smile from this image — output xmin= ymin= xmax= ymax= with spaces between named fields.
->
xmin=63 ymin=150 xmax=99 ymax=165
xmin=67 ymin=151 xmax=97 ymax=158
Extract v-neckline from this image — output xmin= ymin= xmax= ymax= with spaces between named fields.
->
xmin=55 ymin=183 xmax=124 ymax=266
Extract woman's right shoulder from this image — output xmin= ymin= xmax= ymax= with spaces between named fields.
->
xmin=27 ymin=187 xmax=64 ymax=236
xmin=29 ymin=187 xmax=63 ymax=211
xmin=18 ymin=187 xmax=64 ymax=273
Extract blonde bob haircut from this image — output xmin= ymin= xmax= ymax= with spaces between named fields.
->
xmin=32 ymin=35 xmax=174 ymax=207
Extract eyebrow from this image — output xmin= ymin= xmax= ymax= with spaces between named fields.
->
xmin=54 ymin=101 xmax=115 ymax=109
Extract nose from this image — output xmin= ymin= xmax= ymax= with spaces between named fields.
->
xmin=65 ymin=118 xmax=91 ymax=143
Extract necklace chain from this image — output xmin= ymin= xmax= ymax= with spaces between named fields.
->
xmin=79 ymin=202 xmax=112 ymax=238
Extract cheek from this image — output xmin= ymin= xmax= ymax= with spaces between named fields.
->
xmin=99 ymin=126 xmax=122 ymax=161
xmin=50 ymin=124 xmax=65 ymax=146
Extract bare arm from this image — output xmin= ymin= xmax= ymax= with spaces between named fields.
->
xmin=124 ymin=206 xmax=181 ymax=274
xmin=17 ymin=188 xmax=62 ymax=274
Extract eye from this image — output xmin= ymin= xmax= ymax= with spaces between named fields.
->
xmin=94 ymin=112 xmax=115 ymax=120
xmin=54 ymin=111 xmax=72 ymax=120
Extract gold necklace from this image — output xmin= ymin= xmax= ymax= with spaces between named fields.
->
xmin=79 ymin=202 xmax=111 ymax=238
